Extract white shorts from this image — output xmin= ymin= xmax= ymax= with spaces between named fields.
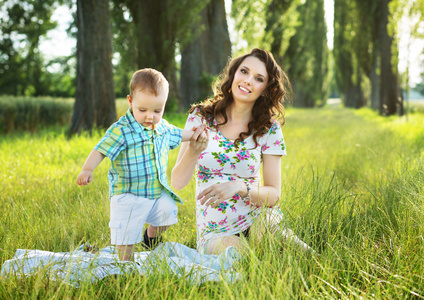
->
xmin=109 ymin=190 xmax=178 ymax=245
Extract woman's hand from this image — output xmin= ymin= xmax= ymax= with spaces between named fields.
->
xmin=197 ymin=181 xmax=247 ymax=208
xmin=188 ymin=126 xmax=209 ymax=153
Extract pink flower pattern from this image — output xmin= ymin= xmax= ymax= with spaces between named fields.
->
xmin=219 ymin=216 xmax=228 ymax=226
xmin=234 ymin=150 xmax=250 ymax=162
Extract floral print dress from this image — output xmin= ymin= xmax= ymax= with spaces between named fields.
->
xmin=184 ymin=108 xmax=287 ymax=254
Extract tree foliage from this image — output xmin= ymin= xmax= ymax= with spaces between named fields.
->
xmin=334 ymin=0 xmax=367 ymax=108
xmin=283 ymin=0 xmax=330 ymax=107
xmin=0 ymin=0 xmax=422 ymax=121
xmin=334 ymin=0 xmax=402 ymax=115
xmin=232 ymin=0 xmax=330 ymax=107
xmin=180 ymin=0 xmax=231 ymax=110
xmin=393 ymin=0 xmax=424 ymax=100
xmin=231 ymin=0 xmax=300 ymax=58
xmin=0 ymin=0 xmax=62 ymax=96
xmin=110 ymin=0 xmax=209 ymax=104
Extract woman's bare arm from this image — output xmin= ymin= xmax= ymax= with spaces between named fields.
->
xmin=171 ymin=130 xmax=208 ymax=190
xmin=198 ymin=154 xmax=282 ymax=207
xmin=250 ymin=154 xmax=282 ymax=207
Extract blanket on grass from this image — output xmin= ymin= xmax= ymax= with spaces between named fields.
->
xmin=1 ymin=242 xmax=242 ymax=287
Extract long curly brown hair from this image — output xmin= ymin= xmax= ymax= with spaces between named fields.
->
xmin=190 ymin=48 xmax=292 ymax=146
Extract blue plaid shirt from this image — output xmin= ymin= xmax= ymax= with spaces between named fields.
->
xmin=95 ymin=109 xmax=183 ymax=203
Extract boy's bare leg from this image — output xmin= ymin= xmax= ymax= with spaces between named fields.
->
xmin=140 ymin=225 xmax=170 ymax=249
xmin=147 ymin=225 xmax=169 ymax=237
xmin=116 ymin=244 xmax=134 ymax=261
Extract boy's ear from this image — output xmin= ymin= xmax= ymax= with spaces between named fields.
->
xmin=127 ymin=95 xmax=132 ymax=106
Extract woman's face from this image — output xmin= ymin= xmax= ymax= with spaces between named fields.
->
xmin=231 ymin=56 xmax=269 ymax=104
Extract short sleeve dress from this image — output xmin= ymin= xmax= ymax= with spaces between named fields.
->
xmin=184 ymin=108 xmax=287 ymax=254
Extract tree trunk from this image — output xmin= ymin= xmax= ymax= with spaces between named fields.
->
xmin=344 ymin=69 xmax=366 ymax=108
xmin=128 ymin=0 xmax=179 ymax=101
xmin=265 ymin=0 xmax=288 ymax=65
xmin=283 ymin=0 xmax=329 ymax=108
xmin=370 ymin=53 xmax=380 ymax=110
xmin=180 ymin=0 xmax=231 ymax=110
xmin=378 ymin=0 xmax=398 ymax=116
xmin=397 ymin=79 xmax=404 ymax=116
xmin=344 ymin=85 xmax=366 ymax=108
xmin=70 ymin=0 xmax=116 ymax=135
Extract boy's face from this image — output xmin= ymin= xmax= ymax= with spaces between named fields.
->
xmin=127 ymin=88 xmax=167 ymax=129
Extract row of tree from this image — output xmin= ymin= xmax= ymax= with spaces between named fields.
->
xmin=0 ymin=0 xmax=423 ymax=134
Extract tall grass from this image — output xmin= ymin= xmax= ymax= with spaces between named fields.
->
xmin=1 ymin=106 xmax=423 ymax=298
xmin=0 ymin=96 xmax=74 ymax=133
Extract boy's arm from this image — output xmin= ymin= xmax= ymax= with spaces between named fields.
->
xmin=77 ymin=149 xmax=105 ymax=186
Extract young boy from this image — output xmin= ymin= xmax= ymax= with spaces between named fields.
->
xmin=77 ymin=68 xmax=207 ymax=261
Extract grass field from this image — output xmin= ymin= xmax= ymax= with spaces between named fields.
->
xmin=1 ymin=104 xmax=424 ymax=299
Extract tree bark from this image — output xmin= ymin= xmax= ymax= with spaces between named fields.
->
xmin=282 ymin=0 xmax=329 ymax=108
xmin=344 ymin=73 xmax=366 ymax=109
xmin=180 ymin=0 xmax=231 ymax=110
xmin=265 ymin=0 xmax=295 ymax=66
xmin=127 ymin=0 xmax=180 ymax=102
xmin=70 ymin=0 xmax=116 ymax=135
xmin=370 ymin=53 xmax=380 ymax=110
xmin=378 ymin=0 xmax=398 ymax=116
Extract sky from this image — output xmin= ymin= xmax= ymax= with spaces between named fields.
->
xmin=398 ymin=11 xmax=424 ymax=86
xmin=38 ymin=1 xmax=422 ymax=86
xmin=324 ymin=0 xmax=334 ymax=50
xmin=39 ymin=5 xmax=75 ymax=58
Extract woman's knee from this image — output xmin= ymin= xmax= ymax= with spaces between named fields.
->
xmin=206 ymin=235 xmax=248 ymax=255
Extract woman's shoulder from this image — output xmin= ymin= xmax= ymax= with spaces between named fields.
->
xmin=256 ymin=119 xmax=283 ymax=142
xmin=188 ymin=104 xmax=216 ymax=127
xmin=269 ymin=118 xmax=282 ymax=130
xmin=186 ymin=106 xmax=205 ymax=127
xmin=189 ymin=105 xmax=203 ymax=115
xmin=261 ymin=119 xmax=281 ymax=134
xmin=187 ymin=106 xmax=204 ymax=122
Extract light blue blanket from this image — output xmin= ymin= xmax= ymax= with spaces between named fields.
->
xmin=1 ymin=242 xmax=242 ymax=287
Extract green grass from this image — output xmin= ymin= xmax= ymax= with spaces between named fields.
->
xmin=1 ymin=105 xmax=424 ymax=299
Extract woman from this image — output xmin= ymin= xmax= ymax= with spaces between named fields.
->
xmin=172 ymin=48 xmax=311 ymax=255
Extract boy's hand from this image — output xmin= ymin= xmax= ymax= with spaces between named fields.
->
xmin=77 ymin=170 xmax=93 ymax=186
xmin=77 ymin=150 xmax=105 ymax=186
